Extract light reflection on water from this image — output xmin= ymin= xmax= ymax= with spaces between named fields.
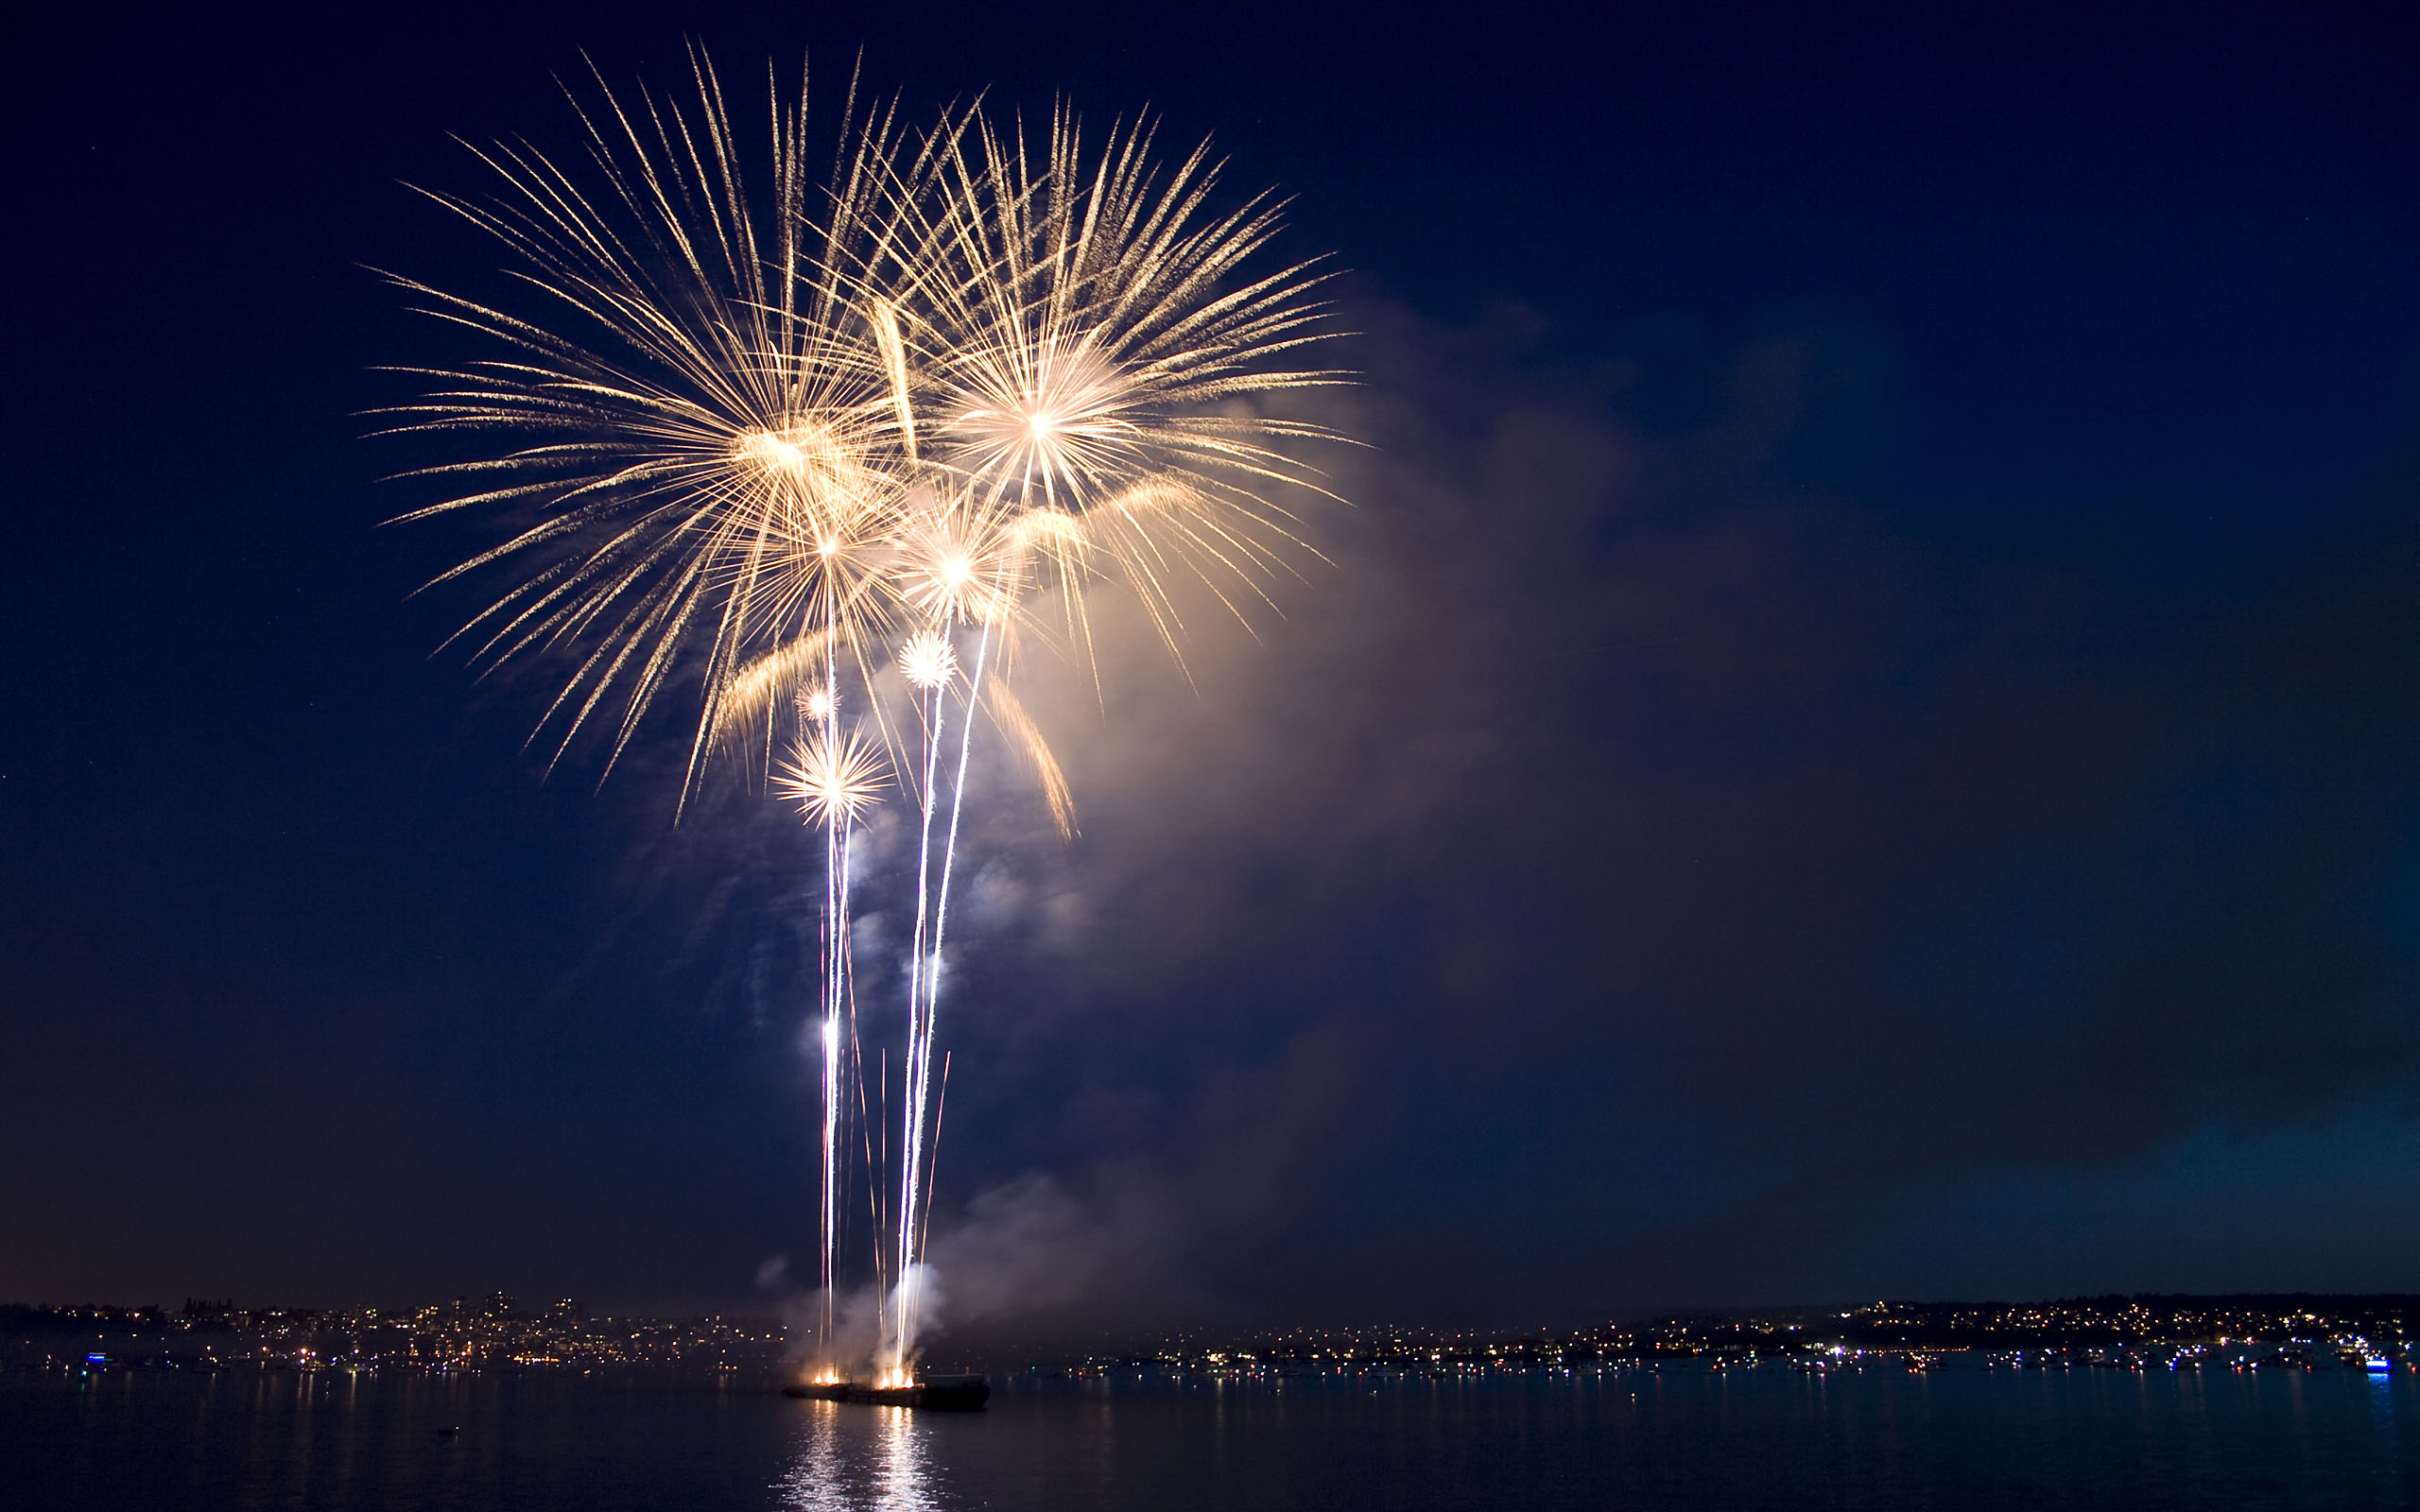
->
xmin=7 ymin=1363 xmax=2415 ymax=1510
xmin=776 ymin=1400 xmax=939 ymax=1511
xmin=2368 ymin=1366 xmax=2408 ymax=1505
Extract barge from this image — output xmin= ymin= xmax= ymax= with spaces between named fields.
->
xmin=782 ymin=1374 xmax=990 ymax=1411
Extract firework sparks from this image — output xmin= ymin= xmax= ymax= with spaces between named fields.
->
xmin=776 ymin=729 xmax=890 ymax=825
xmin=369 ymin=50 xmax=925 ymax=802
xmin=897 ymin=629 xmax=960 ymax=690
xmin=893 ymin=102 xmax=1351 ymax=660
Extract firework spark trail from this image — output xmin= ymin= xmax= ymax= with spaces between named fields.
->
xmin=890 ymin=620 xmax=951 ymax=1379
xmin=818 ymin=844 xmax=842 ymax=1368
xmin=818 ymin=686 xmax=844 ymax=1375
xmin=777 ymin=684 xmax=885 ymax=1377
xmin=918 ymin=1050 xmax=952 ymax=1270
xmin=816 ymin=828 xmax=837 ymax=1351
xmin=782 ymin=678 xmax=847 ymax=1373
xmin=890 ymin=616 xmax=996 ymax=1368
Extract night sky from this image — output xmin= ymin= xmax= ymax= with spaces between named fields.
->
xmin=6 ymin=3 xmax=2418 ymax=1342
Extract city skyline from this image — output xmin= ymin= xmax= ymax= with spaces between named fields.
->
xmin=11 ymin=1287 xmax=2417 ymax=1378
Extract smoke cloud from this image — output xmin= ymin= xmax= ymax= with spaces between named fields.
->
xmin=872 ymin=293 xmax=2420 ymax=1336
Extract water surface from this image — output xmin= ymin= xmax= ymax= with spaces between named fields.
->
xmin=8 ymin=1362 xmax=2412 ymax=1509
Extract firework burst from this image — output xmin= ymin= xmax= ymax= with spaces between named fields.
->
xmin=370 ymin=50 xmax=926 ymax=799
xmin=776 ymin=728 xmax=890 ymax=825
xmin=891 ymin=101 xmax=1353 ymax=659
xmin=896 ymin=629 xmax=961 ymax=690
xmin=385 ymin=56 xmax=1347 ymax=1385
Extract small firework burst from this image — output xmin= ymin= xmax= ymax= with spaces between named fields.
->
xmin=897 ymin=629 xmax=960 ymax=690
xmin=793 ymin=682 xmax=838 ymax=723
xmin=776 ymin=729 xmax=890 ymax=825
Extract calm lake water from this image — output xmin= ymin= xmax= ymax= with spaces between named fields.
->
xmin=8 ymin=1361 xmax=2415 ymax=1509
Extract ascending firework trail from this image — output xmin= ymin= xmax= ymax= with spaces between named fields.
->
xmin=377 ymin=49 xmax=1348 ymax=1382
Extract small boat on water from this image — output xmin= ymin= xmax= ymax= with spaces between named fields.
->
xmin=782 ymin=1375 xmax=990 ymax=1411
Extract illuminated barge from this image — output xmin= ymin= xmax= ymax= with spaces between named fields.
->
xmin=782 ymin=1375 xmax=990 ymax=1410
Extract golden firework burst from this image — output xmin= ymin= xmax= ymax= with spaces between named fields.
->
xmin=372 ymin=51 xmax=923 ymax=799
xmin=897 ymin=629 xmax=960 ymax=690
xmin=775 ymin=728 xmax=890 ymax=825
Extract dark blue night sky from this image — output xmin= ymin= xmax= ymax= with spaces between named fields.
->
xmin=5 ymin=2 xmax=2417 ymax=1341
